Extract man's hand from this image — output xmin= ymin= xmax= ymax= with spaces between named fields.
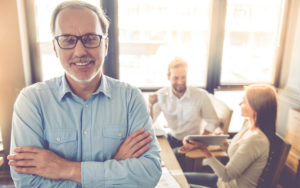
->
xmin=180 ymin=138 xmax=212 ymax=158
xmin=148 ymin=93 xmax=158 ymax=118
xmin=202 ymin=129 xmax=212 ymax=135
xmin=7 ymin=147 xmax=81 ymax=183
xmin=114 ymin=128 xmax=152 ymax=161
xmin=148 ymin=93 xmax=158 ymax=106
xmin=179 ymin=137 xmax=198 ymax=152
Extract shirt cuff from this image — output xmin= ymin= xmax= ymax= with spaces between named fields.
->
xmin=203 ymin=156 xmax=217 ymax=166
xmin=81 ymin=162 xmax=105 ymax=187
xmin=205 ymin=123 xmax=217 ymax=133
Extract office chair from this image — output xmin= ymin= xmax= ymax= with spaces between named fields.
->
xmin=257 ymin=133 xmax=291 ymax=188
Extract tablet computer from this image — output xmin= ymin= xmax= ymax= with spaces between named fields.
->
xmin=186 ymin=135 xmax=229 ymax=145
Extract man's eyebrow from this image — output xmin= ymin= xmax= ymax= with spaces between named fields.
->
xmin=84 ymin=32 xmax=98 ymax=35
xmin=59 ymin=32 xmax=99 ymax=36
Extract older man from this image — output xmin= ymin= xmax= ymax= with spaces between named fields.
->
xmin=8 ymin=1 xmax=161 ymax=187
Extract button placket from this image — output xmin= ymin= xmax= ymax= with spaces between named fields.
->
xmin=82 ymin=101 xmax=92 ymax=163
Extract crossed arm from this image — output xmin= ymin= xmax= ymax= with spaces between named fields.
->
xmin=8 ymin=128 xmax=152 ymax=184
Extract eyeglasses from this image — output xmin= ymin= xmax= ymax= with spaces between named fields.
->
xmin=55 ymin=34 xmax=105 ymax=49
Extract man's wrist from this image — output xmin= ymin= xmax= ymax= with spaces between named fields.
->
xmin=63 ymin=161 xmax=81 ymax=183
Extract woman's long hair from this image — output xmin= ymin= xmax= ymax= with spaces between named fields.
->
xmin=245 ymin=84 xmax=278 ymax=141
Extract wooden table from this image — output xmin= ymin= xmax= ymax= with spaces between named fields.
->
xmin=157 ymin=136 xmax=190 ymax=188
xmin=180 ymin=146 xmax=228 ymax=172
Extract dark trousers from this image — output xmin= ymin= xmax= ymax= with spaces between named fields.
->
xmin=167 ymin=133 xmax=183 ymax=148
xmin=184 ymin=172 xmax=218 ymax=188
xmin=167 ymin=134 xmax=186 ymax=170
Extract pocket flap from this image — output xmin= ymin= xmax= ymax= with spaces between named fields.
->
xmin=49 ymin=129 xmax=77 ymax=144
xmin=103 ymin=126 xmax=126 ymax=139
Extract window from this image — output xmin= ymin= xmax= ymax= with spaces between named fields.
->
xmin=118 ymin=0 xmax=211 ymax=87
xmin=221 ymin=0 xmax=285 ymax=84
xmin=32 ymin=0 xmax=287 ymax=91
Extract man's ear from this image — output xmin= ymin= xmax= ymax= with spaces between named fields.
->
xmin=52 ymin=40 xmax=58 ymax=57
xmin=105 ymin=37 xmax=109 ymax=56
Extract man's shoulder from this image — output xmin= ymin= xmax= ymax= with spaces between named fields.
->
xmin=20 ymin=77 xmax=60 ymax=98
xmin=104 ymin=75 xmax=140 ymax=93
xmin=157 ymin=87 xmax=169 ymax=93
xmin=188 ymin=86 xmax=209 ymax=95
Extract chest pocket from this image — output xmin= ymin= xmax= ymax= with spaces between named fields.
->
xmin=102 ymin=126 xmax=126 ymax=159
xmin=48 ymin=129 xmax=78 ymax=160
xmin=182 ymin=103 xmax=199 ymax=121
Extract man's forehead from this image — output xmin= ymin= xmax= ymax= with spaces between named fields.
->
xmin=55 ymin=7 xmax=102 ymax=35
xmin=170 ymin=66 xmax=187 ymax=73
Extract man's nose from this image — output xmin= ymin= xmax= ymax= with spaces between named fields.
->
xmin=73 ymin=40 xmax=87 ymax=56
xmin=177 ymin=79 xmax=185 ymax=85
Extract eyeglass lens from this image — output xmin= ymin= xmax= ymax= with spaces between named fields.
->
xmin=56 ymin=34 xmax=102 ymax=49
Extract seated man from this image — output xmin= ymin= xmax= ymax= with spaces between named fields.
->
xmin=8 ymin=1 xmax=161 ymax=187
xmin=148 ymin=58 xmax=219 ymax=167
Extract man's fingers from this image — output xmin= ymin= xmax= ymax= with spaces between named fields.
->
xmin=7 ymin=152 xmax=36 ymax=161
xmin=122 ymin=134 xmax=152 ymax=158
xmin=14 ymin=166 xmax=36 ymax=175
xmin=9 ymin=159 xmax=36 ymax=167
xmin=189 ymin=140 xmax=200 ymax=145
xmin=133 ymin=144 xmax=150 ymax=158
xmin=124 ymin=128 xmax=145 ymax=144
xmin=130 ymin=135 xmax=152 ymax=154
xmin=13 ymin=146 xmax=41 ymax=153
xmin=114 ymin=129 xmax=153 ymax=161
xmin=125 ymin=130 xmax=151 ymax=149
xmin=133 ymin=131 xmax=151 ymax=144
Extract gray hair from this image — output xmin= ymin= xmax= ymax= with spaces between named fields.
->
xmin=50 ymin=0 xmax=110 ymax=36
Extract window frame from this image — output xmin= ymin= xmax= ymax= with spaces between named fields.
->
xmin=26 ymin=0 xmax=290 ymax=93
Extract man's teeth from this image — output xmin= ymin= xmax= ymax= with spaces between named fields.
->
xmin=75 ymin=61 xmax=90 ymax=66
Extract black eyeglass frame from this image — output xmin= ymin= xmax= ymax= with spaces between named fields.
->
xmin=54 ymin=34 xmax=105 ymax=49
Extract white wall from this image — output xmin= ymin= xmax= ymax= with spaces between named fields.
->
xmin=277 ymin=0 xmax=300 ymax=136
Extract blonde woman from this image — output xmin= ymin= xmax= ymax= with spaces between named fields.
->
xmin=181 ymin=84 xmax=278 ymax=188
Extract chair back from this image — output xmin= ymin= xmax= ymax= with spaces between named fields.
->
xmin=209 ymin=94 xmax=233 ymax=134
xmin=257 ymin=133 xmax=291 ymax=188
xmin=295 ymin=159 xmax=300 ymax=188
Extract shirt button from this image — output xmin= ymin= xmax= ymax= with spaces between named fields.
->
xmin=56 ymin=137 xmax=61 ymax=142
xmin=118 ymin=133 xmax=122 ymax=137
xmin=84 ymin=130 xmax=88 ymax=135
xmin=85 ymin=104 xmax=88 ymax=108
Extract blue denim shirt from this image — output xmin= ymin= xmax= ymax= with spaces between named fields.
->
xmin=10 ymin=75 xmax=161 ymax=188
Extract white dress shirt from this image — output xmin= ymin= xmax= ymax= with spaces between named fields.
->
xmin=152 ymin=86 xmax=219 ymax=140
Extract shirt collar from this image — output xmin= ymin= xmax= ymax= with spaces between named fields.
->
xmin=58 ymin=74 xmax=112 ymax=101
xmin=169 ymin=86 xmax=190 ymax=100
xmin=95 ymin=75 xmax=112 ymax=98
xmin=58 ymin=75 xmax=72 ymax=101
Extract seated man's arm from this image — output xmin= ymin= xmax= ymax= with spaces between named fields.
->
xmin=148 ymin=93 xmax=161 ymax=122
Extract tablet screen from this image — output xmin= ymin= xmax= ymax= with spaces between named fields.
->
xmin=187 ymin=135 xmax=229 ymax=145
